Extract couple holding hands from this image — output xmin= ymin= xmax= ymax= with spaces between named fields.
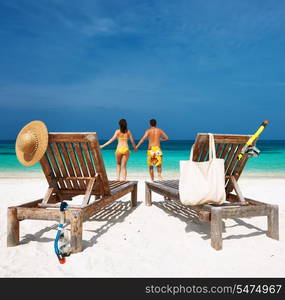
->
xmin=100 ymin=119 xmax=168 ymax=181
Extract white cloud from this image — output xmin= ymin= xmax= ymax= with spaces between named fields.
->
xmin=80 ymin=18 xmax=117 ymax=36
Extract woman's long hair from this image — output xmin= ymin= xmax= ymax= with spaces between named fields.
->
xmin=119 ymin=119 xmax=128 ymax=133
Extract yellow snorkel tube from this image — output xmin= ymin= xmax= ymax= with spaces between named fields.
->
xmin=238 ymin=120 xmax=269 ymax=160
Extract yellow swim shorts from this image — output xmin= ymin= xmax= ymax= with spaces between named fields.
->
xmin=147 ymin=146 xmax=162 ymax=167
xmin=116 ymin=147 xmax=129 ymax=155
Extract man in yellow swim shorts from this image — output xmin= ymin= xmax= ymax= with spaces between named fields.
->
xmin=136 ymin=119 xmax=168 ymax=180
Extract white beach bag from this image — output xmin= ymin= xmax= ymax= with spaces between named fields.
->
xmin=179 ymin=134 xmax=226 ymax=206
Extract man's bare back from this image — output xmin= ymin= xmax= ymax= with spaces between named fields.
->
xmin=136 ymin=126 xmax=168 ymax=150
xmin=146 ymin=127 xmax=166 ymax=149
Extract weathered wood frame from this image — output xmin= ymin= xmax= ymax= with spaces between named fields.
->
xmin=145 ymin=133 xmax=279 ymax=250
xmin=7 ymin=132 xmax=138 ymax=253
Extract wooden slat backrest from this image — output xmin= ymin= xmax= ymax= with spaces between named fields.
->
xmin=39 ymin=132 xmax=111 ymax=196
xmin=192 ymin=133 xmax=257 ymax=194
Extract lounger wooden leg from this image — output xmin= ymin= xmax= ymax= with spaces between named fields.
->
xmin=70 ymin=211 xmax=83 ymax=253
xmin=210 ymin=207 xmax=223 ymax=250
xmin=131 ymin=184 xmax=137 ymax=207
xmin=7 ymin=207 xmax=19 ymax=247
xmin=145 ymin=183 xmax=152 ymax=206
xmin=267 ymin=205 xmax=279 ymax=240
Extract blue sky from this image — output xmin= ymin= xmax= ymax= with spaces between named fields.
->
xmin=0 ymin=0 xmax=285 ymax=140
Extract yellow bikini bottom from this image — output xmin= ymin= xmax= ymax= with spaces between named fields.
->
xmin=116 ymin=147 xmax=129 ymax=155
xmin=147 ymin=146 xmax=162 ymax=167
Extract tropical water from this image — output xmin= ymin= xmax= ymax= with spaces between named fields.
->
xmin=0 ymin=140 xmax=285 ymax=178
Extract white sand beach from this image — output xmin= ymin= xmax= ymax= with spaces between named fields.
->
xmin=0 ymin=175 xmax=284 ymax=277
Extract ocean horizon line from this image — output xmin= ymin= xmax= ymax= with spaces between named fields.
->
xmin=1 ymin=138 xmax=285 ymax=143
xmin=1 ymin=140 xmax=285 ymax=175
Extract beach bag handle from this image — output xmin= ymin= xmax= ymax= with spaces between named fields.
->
xmin=190 ymin=133 xmax=216 ymax=161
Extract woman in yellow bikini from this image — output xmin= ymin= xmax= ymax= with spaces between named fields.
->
xmin=100 ymin=119 xmax=136 ymax=181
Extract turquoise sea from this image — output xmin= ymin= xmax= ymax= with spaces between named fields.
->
xmin=0 ymin=140 xmax=285 ymax=178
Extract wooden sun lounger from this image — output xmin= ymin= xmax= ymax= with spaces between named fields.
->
xmin=145 ymin=133 xmax=279 ymax=250
xmin=7 ymin=132 xmax=138 ymax=253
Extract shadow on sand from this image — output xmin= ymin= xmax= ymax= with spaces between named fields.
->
xmin=21 ymin=224 xmax=58 ymax=245
xmin=20 ymin=200 xmax=141 ymax=250
xmin=82 ymin=200 xmax=141 ymax=250
xmin=153 ymin=200 xmax=266 ymax=241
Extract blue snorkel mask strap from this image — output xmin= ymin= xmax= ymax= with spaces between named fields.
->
xmin=54 ymin=201 xmax=70 ymax=264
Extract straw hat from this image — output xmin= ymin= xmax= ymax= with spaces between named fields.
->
xmin=16 ymin=120 xmax=49 ymax=167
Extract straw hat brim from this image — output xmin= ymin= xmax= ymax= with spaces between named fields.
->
xmin=16 ymin=120 xmax=49 ymax=167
